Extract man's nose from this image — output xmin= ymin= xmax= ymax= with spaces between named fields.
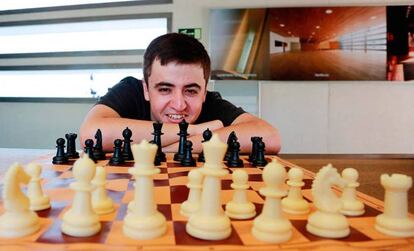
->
xmin=170 ymin=92 xmax=186 ymax=111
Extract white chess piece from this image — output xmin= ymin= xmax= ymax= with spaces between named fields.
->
xmin=252 ymin=159 xmax=292 ymax=243
xmin=186 ymin=134 xmax=232 ymax=240
xmin=375 ymin=173 xmax=414 ymax=237
xmin=26 ymin=162 xmax=51 ymax=211
xmin=0 ymin=163 xmax=40 ymax=238
xmin=225 ymin=169 xmax=256 ymax=219
xmin=340 ymin=168 xmax=364 ymax=216
xmin=92 ymin=166 xmax=115 ymax=215
xmin=180 ymin=168 xmax=203 ymax=217
xmin=61 ymin=155 xmax=101 ymax=237
xmin=123 ymin=140 xmax=167 ymax=240
xmin=306 ymin=164 xmax=350 ymax=238
xmin=282 ymin=167 xmax=310 ymax=215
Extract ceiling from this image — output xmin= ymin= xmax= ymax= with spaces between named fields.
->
xmin=268 ymin=7 xmax=386 ymax=43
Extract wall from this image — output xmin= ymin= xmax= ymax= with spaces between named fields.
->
xmin=0 ymin=0 xmax=413 ymax=153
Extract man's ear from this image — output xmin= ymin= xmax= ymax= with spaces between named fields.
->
xmin=142 ymin=80 xmax=150 ymax=101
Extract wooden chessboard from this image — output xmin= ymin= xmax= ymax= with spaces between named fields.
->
xmin=0 ymin=153 xmax=413 ymax=250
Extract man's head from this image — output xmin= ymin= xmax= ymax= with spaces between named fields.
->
xmin=142 ymin=33 xmax=211 ymax=124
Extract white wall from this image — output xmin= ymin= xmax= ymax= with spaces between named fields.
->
xmin=0 ymin=0 xmax=413 ymax=153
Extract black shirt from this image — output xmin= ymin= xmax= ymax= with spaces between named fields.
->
xmin=97 ymin=77 xmax=245 ymax=126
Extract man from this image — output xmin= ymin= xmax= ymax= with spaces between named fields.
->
xmin=80 ymin=33 xmax=281 ymax=153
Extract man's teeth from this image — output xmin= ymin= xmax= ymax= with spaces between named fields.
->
xmin=168 ymin=114 xmax=185 ymax=120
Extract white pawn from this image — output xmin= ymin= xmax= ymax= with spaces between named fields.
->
xmin=252 ymin=159 xmax=292 ymax=243
xmin=180 ymin=168 xmax=203 ymax=217
xmin=282 ymin=167 xmax=309 ymax=215
xmin=92 ymin=166 xmax=115 ymax=215
xmin=26 ymin=162 xmax=51 ymax=211
xmin=375 ymin=174 xmax=414 ymax=237
xmin=340 ymin=168 xmax=364 ymax=216
xmin=225 ymin=169 xmax=256 ymax=219
xmin=0 ymin=163 xmax=40 ymax=238
xmin=61 ymin=155 xmax=101 ymax=237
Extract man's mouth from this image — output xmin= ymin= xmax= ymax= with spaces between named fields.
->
xmin=167 ymin=114 xmax=187 ymax=120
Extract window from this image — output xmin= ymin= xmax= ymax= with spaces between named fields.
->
xmin=0 ymin=1 xmax=171 ymax=99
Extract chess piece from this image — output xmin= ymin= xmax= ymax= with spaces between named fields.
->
xmin=61 ymin=155 xmax=101 ymax=237
xmin=153 ymin=122 xmax=166 ymax=163
xmin=123 ymin=140 xmax=167 ymax=240
xmin=181 ymin=140 xmax=196 ymax=167
xmin=65 ymin=133 xmax=79 ymax=159
xmin=227 ymin=141 xmax=243 ymax=167
xmin=225 ymin=169 xmax=256 ymax=219
xmin=306 ymin=164 xmax=350 ymax=238
xmin=340 ymin=168 xmax=365 ymax=216
xmin=0 ymin=163 xmax=40 ymax=238
xmin=198 ymin=128 xmax=212 ymax=162
xmin=109 ymin=139 xmax=124 ymax=165
xmin=180 ymin=168 xmax=203 ymax=217
xmin=186 ymin=134 xmax=232 ymax=240
xmin=375 ymin=174 xmax=414 ymax=237
xmin=26 ymin=162 xmax=51 ymax=211
xmin=174 ymin=120 xmax=189 ymax=161
xmin=253 ymin=140 xmax=268 ymax=167
xmin=282 ymin=167 xmax=310 ymax=214
xmin=92 ymin=166 xmax=115 ymax=215
xmin=52 ymin=138 xmax=69 ymax=164
xmin=84 ymin=139 xmax=97 ymax=163
xmin=93 ymin=129 xmax=106 ymax=160
xmin=249 ymin=137 xmax=261 ymax=163
xmin=252 ymin=159 xmax=292 ymax=243
xmin=224 ymin=131 xmax=237 ymax=161
xmin=122 ymin=127 xmax=134 ymax=161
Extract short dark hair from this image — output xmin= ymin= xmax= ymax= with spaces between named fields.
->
xmin=143 ymin=33 xmax=211 ymax=85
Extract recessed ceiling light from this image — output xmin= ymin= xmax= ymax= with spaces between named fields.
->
xmin=288 ymin=31 xmax=291 ymax=34
xmin=370 ymin=16 xmax=377 ymax=20
xmin=312 ymin=32 xmax=315 ymax=35
xmin=325 ymin=9 xmax=333 ymax=14
xmin=316 ymin=26 xmax=320 ymax=29
xmin=280 ymin=24 xmax=285 ymax=27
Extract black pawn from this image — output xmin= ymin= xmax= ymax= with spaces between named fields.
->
xmin=174 ymin=120 xmax=189 ymax=162
xmin=109 ymin=139 xmax=124 ymax=165
xmin=249 ymin=136 xmax=261 ymax=163
xmin=122 ymin=127 xmax=134 ymax=161
xmin=84 ymin=139 xmax=97 ymax=163
xmin=52 ymin=138 xmax=69 ymax=164
xmin=253 ymin=141 xmax=268 ymax=167
xmin=227 ymin=141 xmax=243 ymax=167
xmin=224 ymin=131 xmax=237 ymax=161
xmin=198 ymin=128 xmax=212 ymax=162
xmin=153 ymin=122 xmax=166 ymax=163
xmin=93 ymin=129 xmax=106 ymax=160
xmin=181 ymin=140 xmax=196 ymax=167
xmin=65 ymin=133 xmax=79 ymax=159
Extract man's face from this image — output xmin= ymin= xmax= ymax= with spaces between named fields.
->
xmin=143 ymin=59 xmax=207 ymax=124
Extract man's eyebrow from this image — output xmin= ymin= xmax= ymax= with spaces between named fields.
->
xmin=154 ymin=82 xmax=174 ymax=88
xmin=184 ymin=83 xmax=202 ymax=89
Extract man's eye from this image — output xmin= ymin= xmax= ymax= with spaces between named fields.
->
xmin=185 ymin=89 xmax=199 ymax=96
xmin=158 ymin=88 xmax=171 ymax=94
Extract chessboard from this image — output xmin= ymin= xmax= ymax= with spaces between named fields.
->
xmin=0 ymin=153 xmax=413 ymax=250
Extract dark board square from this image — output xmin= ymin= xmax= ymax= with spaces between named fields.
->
xmin=154 ymin=178 xmax=170 ymax=186
xmin=106 ymin=173 xmax=131 ymax=180
xmin=248 ymin=173 xmax=263 ymax=182
xmin=291 ymin=219 xmax=372 ymax=242
xmin=170 ymin=185 xmax=189 ymax=204
xmin=303 ymin=179 xmax=313 ymax=189
xmin=37 ymin=220 xmax=112 ymax=244
xmin=36 ymin=201 xmax=68 ymax=218
xmin=173 ymin=221 xmax=243 ymax=245
xmin=158 ymin=204 xmax=172 ymax=221
xmin=168 ymin=171 xmax=189 ymax=178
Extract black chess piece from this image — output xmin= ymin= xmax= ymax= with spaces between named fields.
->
xmin=93 ymin=129 xmax=106 ymax=160
xmin=181 ymin=140 xmax=196 ymax=167
xmin=249 ymin=136 xmax=261 ymax=163
xmin=149 ymin=140 xmax=161 ymax=166
xmin=253 ymin=140 xmax=268 ymax=167
xmin=198 ymin=128 xmax=212 ymax=162
xmin=174 ymin=120 xmax=189 ymax=162
xmin=52 ymin=138 xmax=69 ymax=164
xmin=227 ymin=141 xmax=243 ymax=167
xmin=224 ymin=131 xmax=237 ymax=161
xmin=65 ymin=133 xmax=79 ymax=159
xmin=84 ymin=139 xmax=97 ymax=163
xmin=152 ymin=122 xmax=166 ymax=163
xmin=109 ymin=139 xmax=124 ymax=165
xmin=122 ymin=127 xmax=134 ymax=161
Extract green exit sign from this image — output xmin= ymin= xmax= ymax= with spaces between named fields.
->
xmin=178 ymin=28 xmax=202 ymax=39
